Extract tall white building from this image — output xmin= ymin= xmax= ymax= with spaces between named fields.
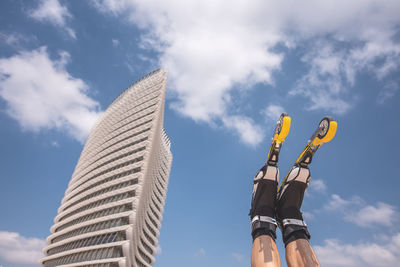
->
xmin=40 ymin=69 xmax=172 ymax=267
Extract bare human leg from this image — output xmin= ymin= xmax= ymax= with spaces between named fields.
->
xmin=285 ymin=239 xmax=320 ymax=267
xmin=252 ymin=235 xmax=281 ymax=267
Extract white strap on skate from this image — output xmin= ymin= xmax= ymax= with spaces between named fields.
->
xmin=282 ymin=218 xmax=307 ymax=227
xmin=252 ymin=215 xmax=277 ymax=226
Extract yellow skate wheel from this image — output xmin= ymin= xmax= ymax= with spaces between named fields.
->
xmin=275 ymin=113 xmax=291 ymax=143
xmin=312 ymin=117 xmax=337 ymax=146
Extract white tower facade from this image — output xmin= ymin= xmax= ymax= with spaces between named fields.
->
xmin=40 ymin=69 xmax=172 ymax=267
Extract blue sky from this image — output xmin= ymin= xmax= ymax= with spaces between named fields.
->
xmin=0 ymin=0 xmax=400 ymax=266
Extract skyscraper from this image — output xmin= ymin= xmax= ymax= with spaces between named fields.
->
xmin=40 ymin=69 xmax=172 ymax=267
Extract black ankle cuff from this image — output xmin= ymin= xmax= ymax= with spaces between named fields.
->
xmin=283 ymin=230 xmax=310 ymax=247
xmin=251 ymin=215 xmax=277 ymax=241
xmin=252 ymin=228 xmax=276 ymax=241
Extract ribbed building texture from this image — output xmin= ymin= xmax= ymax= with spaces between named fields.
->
xmin=40 ymin=69 xmax=172 ymax=267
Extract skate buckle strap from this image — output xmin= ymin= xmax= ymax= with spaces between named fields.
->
xmin=251 ymin=215 xmax=277 ymax=226
xmin=282 ymin=218 xmax=307 ymax=227
xmin=280 ymin=218 xmax=311 ymax=245
xmin=251 ymin=215 xmax=277 ymax=240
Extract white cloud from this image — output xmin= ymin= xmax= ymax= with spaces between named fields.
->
xmin=289 ymin=43 xmax=353 ymax=114
xmin=231 ymin=252 xmax=244 ymax=262
xmin=309 ymin=179 xmax=327 ymax=193
xmin=324 ymin=194 xmax=398 ymax=228
xmin=195 ymin=248 xmax=206 ymax=256
xmin=0 ymin=32 xmax=32 ymax=49
xmin=302 ymin=211 xmax=315 ymax=220
xmin=0 ymin=47 xmax=103 ymax=142
xmin=290 ymin=38 xmax=400 ymax=113
xmin=92 ymin=0 xmax=400 ymax=144
xmin=29 ymin=0 xmax=76 ymax=39
xmin=315 ymin=233 xmax=400 ymax=267
xmin=262 ymin=104 xmax=285 ymax=122
xmin=222 ymin=115 xmax=263 ymax=146
xmin=377 ymin=81 xmax=399 ymax=104
xmin=348 ymin=202 xmax=397 ymax=228
xmin=0 ymin=231 xmax=46 ymax=265
xmin=112 ymin=38 xmax=120 ymax=47
xmin=324 ymin=194 xmax=359 ymax=211
xmin=51 ymin=141 xmax=59 ymax=147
